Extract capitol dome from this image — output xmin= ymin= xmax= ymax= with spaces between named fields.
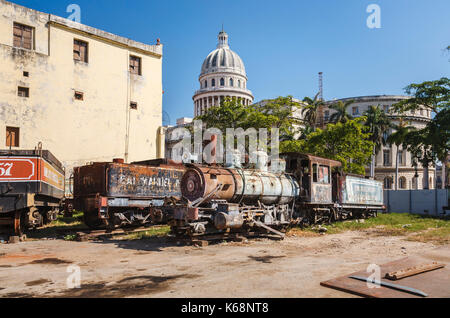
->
xmin=200 ymin=31 xmax=247 ymax=77
xmin=193 ymin=30 xmax=254 ymax=117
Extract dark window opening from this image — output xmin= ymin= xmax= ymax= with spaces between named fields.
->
xmin=23 ymin=71 xmax=29 ymax=77
xmin=6 ymin=127 xmax=19 ymax=147
xmin=313 ymin=163 xmax=318 ymax=183
xmin=74 ymin=91 xmax=84 ymax=101
xmin=129 ymin=56 xmax=142 ymax=75
xmin=13 ymin=22 xmax=33 ymax=50
xmin=18 ymin=86 xmax=29 ymax=97
xmin=130 ymin=102 xmax=138 ymax=110
xmin=73 ymin=39 xmax=88 ymax=63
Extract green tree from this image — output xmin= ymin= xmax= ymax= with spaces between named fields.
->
xmin=281 ymin=118 xmax=374 ymax=174
xmin=329 ymin=99 xmax=354 ymax=123
xmin=393 ymin=77 xmax=450 ymax=189
xmin=363 ymin=105 xmax=392 ymax=178
xmin=301 ymin=93 xmax=324 ymax=129
xmin=386 ymin=118 xmax=416 ymax=190
xmin=195 ymin=97 xmax=251 ymax=132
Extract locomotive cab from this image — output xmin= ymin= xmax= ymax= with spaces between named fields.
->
xmin=282 ymin=153 xmax=341 ymax=205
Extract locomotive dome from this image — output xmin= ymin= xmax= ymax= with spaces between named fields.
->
xmin=193 ymin=29 xmax=254 ymax=116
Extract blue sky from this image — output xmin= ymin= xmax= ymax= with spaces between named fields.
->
xmin=11 ymin=0 xmax=450 ymax=124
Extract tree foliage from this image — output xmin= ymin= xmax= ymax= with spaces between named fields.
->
xmin=281 ymin=118 xmax=374 ymax=174
xmin=329 ymin=99 xmax=354 ymax=123
xmin=363 ymin=105 xmax=392 ymax=152
xmin=393 ymin=77 xmax=450 ymax=164
xmin=301 ymin=93 xmax=324 ymax=129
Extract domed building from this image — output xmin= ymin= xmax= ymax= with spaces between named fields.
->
xmin=193 ymin=30 xmax=254 ymax=116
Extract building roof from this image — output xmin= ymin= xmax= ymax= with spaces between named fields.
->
xmin=200 ymin=30 xmax=246 ymax=78
xmin=2 ymin=0 xmax=162 ymax=57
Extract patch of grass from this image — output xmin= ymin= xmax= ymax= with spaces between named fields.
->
xmin=27 ymin=211 xmax=88 ymax=240
xmin=286 ymin=227 xmax=321 ymax=238
xmin=322 ymin=213 xmax=450 ymax=235
xmin=293 ymin=213 xmax=450 ymax=245
xmin=407 ymin=227 xmax=450 ymax=245
xmin=119 ymin=226 xmax=171 ymax=241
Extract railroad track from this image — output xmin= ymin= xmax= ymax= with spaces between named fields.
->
xmin=74 ymin=225 xmax=168 ymax=242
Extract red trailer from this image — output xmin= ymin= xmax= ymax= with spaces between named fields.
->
xmin=0 ymin=149 xmax=65 ymax=236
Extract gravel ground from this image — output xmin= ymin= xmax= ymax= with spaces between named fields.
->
xmin=0 ymin=229 xmax=447 ymax=298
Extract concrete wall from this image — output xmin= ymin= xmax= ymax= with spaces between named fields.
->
xmin=0 ymin=0 xmax=164 ymax=176
xmin=384 ymin=189 xmax=449 ymax=216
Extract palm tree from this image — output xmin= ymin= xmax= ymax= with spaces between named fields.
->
xmin=364 ymin=105 xmax=392 ymax=178
xmin=329 ymin=100 xmax=354 ymax=123
xmin=301 ymin=93 xmax=324 ymax=129
xmin=387 ymin=118 xmax=416 ymax=190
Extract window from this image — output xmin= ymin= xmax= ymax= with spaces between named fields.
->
xmin=352 ymin=107 xmax=359 ymax=116
xmin=18 ymin=86 xmax=29 ymax=97
xmin=238 ymin=80 xmax=241 ymax=88
xmin=383 ymin=150 xmax=391 ymax=166
xmin=130 ymin=101 xmax=138 ymax=110
xmin=384 ymin=177 xmax=393 ymax=189
xmin=398 ymin=150 xmax=404 ymax=165
xmin=399 ymin=177 xmax=407 ymax=189
xmin=324 ymin=110 xmax=330 ymax=121
xmin=312 ymin=164 xmax=318 ymax=183
xmin=23 ymin=71 xmax=29 ymax=77
xmin=74 ymin=91 xmax=84 ymax=101
xmin=73 ymin=39 xmax=88 ymax=63
xmin=129 ymin=56 xmax=142 ymax=75
xmin=5 ymin=127 xmax=19 ymax=147
xmin=230 ymin=78 xmax=234 ymax=87
xmin=383 ymin=105 xmax=389 ymax=113
xmin=318 ymin=165 xmax=330 ymax=184
xmin=212 ymin=79 xmax=216 ymax=87
xmin=220 ymin=78 xmax=225 ymax=86
xmin=204 ymin=80 xmax=208 ymax=88
xmin=13 ymin=22 xmax=33 ymax=50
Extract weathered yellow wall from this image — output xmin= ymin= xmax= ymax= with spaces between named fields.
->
xmin=0 ymin=0 xmax=164 ymax=177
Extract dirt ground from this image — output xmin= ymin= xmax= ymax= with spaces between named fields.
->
xmin=0 ymin=229 xmax=448 ymax=298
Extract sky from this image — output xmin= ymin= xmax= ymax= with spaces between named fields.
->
xmin=10 ymin=0 xmax=450 ymax=125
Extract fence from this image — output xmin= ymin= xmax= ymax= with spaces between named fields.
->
xmin=384 ymin=189 xmax=449 ymax=216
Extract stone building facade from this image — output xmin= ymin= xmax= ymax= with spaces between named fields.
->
xmin=323 ymin=95 xmax=435 ymax=190
xmin=0 ymin=0 xmax=165 ymax=184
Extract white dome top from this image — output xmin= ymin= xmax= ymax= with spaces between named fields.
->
xmin=200 ymin=31 xmax=246 ymax=77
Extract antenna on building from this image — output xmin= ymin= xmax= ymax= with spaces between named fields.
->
xmin=318 ymin=72 xmax=324 ymax=101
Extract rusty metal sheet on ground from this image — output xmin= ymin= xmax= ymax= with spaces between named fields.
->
xmin=320 ymin=256 xmax=450 ymax=298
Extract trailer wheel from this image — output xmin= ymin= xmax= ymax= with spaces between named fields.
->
xmin=83 ymin=210 xmax=104 ymax=229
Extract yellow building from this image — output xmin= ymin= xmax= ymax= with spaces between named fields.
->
xmin=0 ymin=0 xmax=165 ymax=180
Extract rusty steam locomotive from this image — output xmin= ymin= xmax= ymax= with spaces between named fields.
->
xmin=166 ymin=152 xmax=385 ymax=237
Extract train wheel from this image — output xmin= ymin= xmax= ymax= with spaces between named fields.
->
xmin=83 ymin=210 xmax=104 ymax=229
xmin=13 ymin=210 xmax=25 ymax=236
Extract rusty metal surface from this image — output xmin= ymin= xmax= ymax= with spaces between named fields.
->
xmin=181 ymin=165 xmax=299 ymax=206
xmin=311 ymin=184 xmax=332 ymax=204
xmin=74 ymin=161 xmax=185 ymax=199
xmin=321 ymin=256 xmax=450 ymax=298
xmin=281 ymin=152 xmax=342 ymax=168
